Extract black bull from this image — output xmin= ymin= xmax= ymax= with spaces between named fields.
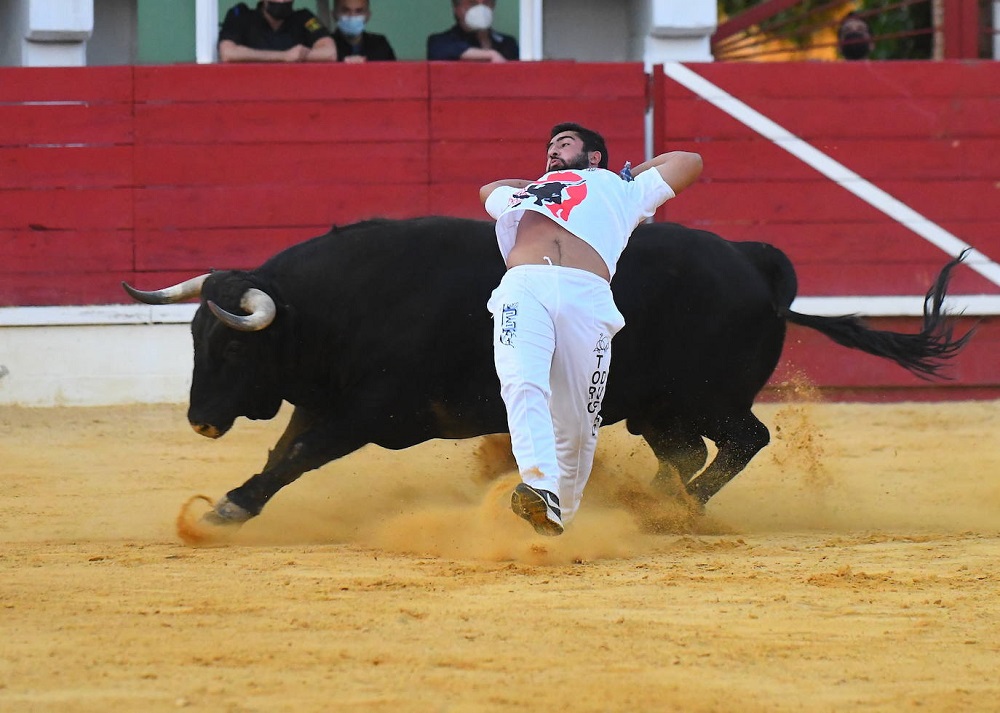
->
xmin=123 ymin=217 xmax=970 ymax=527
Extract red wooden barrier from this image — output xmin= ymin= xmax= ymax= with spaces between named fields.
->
xmin=131 ymin=62 xmax=432 ymax=281
xmin=943 ymin=0 xmax=981 ymax=59
xmin=0 ymin=67 xmax=134 ymax=305
xmin=651 ymin=61 xmax=1000 ymax=399
xmin=653 ymin=62 xmax=1000 ymax=297
xmin=765 ymin=316 xmax=996 ymax=401
xmin=1 ymin=62 xmax=997 ymax=398
xmin=0 ymin=62 xmax=647 ymax=304
xmin=428 ymin=62 xmax=648 ymax=217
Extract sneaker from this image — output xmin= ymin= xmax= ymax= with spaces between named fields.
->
xmin=510 ymin=483 xmax=564 ymax=536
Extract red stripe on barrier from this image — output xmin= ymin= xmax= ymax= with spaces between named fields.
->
xmin=134 ymin=63 xmax=428 ymax=102
xmin=0 ymin=146 xmax=132 ymax=189
xmin=0 ymin=66 xmax=132 ymax=102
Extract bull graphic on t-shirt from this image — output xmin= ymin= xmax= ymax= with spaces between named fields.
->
xmin=510 ymin=172 xmax=588 ymax=221
xmin=519 ymin=180 xmax=584 ymax=207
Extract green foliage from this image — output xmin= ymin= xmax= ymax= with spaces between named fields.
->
xmin=863 ymin=0 xmax=933 ymax=59
xmin=718 ymin=0 xmax=935 ymax=59
xmin=721 ymin=0 xmax=847 ymax=49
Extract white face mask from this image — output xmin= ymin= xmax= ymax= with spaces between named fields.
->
xmin=464 ymin=4 xmax=493 ymax=31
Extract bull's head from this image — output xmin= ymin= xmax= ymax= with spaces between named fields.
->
xmin=122 ymin=272 xmax=284 ymax=438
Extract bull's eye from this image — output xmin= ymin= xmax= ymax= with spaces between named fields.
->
xmin=223 ymin=341 xmax=245 ymax=362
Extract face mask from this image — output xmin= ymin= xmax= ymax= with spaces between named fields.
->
xmin=464 ymin=4 xmax=493 ymax=31
xmin=337 ymin=15 xmax=366 ymax=36
xmin=265 ymin=1 xmax=294 ymax=20
xmin=840 ymin=32 xmax=870 ymax=60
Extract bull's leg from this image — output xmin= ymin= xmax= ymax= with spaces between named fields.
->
xmin=205 ymin=407 xmax=365 ymax=525
xmin=642 ymin=426 xmax=709 ymax=498
xmin=687 ymin=411 xmax=769 ymax=505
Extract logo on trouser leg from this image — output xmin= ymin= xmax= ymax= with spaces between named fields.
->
xmin=499 ymin=302 xmax=518 ymax=346
xmin=591 ymin=413 xmax=603 ymax=437
xmin=587 ymin=333 xmax=610 ymax=431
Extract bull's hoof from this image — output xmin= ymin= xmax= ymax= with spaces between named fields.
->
xmin=176 ymin=495 xmax=252 ymax=546
xmin=202 ymin=496 xmax=254 ymax=526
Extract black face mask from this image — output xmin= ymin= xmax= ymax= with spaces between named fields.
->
xmin=840 ymin=32 xmax=871 ymax=60
xmin=265 ymin=1 xmax=294 ymax=20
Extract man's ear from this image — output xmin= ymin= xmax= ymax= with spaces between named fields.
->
xmin=589 ymin=151 xmax=602 ymax=167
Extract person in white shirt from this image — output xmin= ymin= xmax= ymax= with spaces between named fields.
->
xmin=480 ymin=122 xmax=703 ymax=535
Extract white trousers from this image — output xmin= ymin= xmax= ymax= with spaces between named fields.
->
xmin=487 ymin=265 xmax=625 ymax=524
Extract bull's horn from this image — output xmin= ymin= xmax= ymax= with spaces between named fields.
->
xmin=207 ymin=288 xmax=276 ymax=331
xmin=121 ymin=274 xmax=209 ymax=305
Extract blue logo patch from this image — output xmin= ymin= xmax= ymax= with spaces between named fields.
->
xmin=499 ymin=302 xmax=517 ymax=346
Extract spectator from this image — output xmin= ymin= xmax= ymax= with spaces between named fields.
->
xmin=218 ymin=1 xmax=337 ymax=63
xmin=838 ymin=11 xmax=874 ymax=61
xmin=427 ymin=0 xmax=519 ymax=62
xmin=331 ymin=0 xmax=396 ymax=62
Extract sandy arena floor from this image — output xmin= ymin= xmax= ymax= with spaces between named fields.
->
xmin=1 ymin=399 xmax=998 ymax=712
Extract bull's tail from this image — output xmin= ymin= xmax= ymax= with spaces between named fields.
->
xmin=784 ymin=250 xmax=974 ymax=379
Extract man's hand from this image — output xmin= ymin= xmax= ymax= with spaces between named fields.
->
xmin=460 ymin=47 xmax=508 ymax=63
xmin=305 ymin=36 xmax=337 ymax=62
xmin=284 ymin=45 xmax=310 ymax=62
xmin=631 ymin=152 xmax=703 ymax=195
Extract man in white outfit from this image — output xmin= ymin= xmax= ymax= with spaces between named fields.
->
xmin=479 ymin=122 xmax=703 ymax=535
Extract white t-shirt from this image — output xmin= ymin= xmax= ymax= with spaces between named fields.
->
xmin=484 ymin=167 xmax=676 ymax=278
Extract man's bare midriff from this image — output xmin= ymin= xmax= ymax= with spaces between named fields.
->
xmin=505 ymin=211 xmax=610 ymax=281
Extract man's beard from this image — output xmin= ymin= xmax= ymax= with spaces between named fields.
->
xmin=548 ymin=151 xmax=590 ymax=171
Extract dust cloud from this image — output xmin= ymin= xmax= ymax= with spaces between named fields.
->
xmin=175 ymin=396 xmax=1000 ymax=560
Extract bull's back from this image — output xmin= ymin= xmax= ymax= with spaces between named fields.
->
xmin=616 ymin=224 xmax=786 ymax=310
xmin=261 ymin=217 xmax=502 ymax=294
xmin=605 ymin=223 xmax=790 ymax=418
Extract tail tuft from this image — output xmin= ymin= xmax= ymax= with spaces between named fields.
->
xmin=787 ymin=251 xmax=974 ymax=380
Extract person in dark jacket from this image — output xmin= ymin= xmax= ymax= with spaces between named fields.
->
xmin=332 ymin=0 xmax=396 ymax=62
xmin=427 ymin=0 xmax=518 ymax=62
xmin=218 ymin=1 xmax=337 ymax=62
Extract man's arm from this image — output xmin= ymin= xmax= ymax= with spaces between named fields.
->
xmin=460 ymin=47 xmax=508 ymax=62
xmin=218 ymin=40 xmax=309 ymax=63
xmin=428 ymin=31 xmax=505 ymax=61
xmin=479 ymin=179 xmax=532 ymax=205
xmin=630 ymin=151 xmax=703 ymax=194
xmin=427 ymin=32 xmax=464 ymax=60
xmin=305 ymin=36 xmax=337 ymax=61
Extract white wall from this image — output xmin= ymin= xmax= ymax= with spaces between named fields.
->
xmin=3 ymin=295 xmax=997 ymax=407
xmin=87 ymin=0 xmax=137 ymax=66
xmin=542 ymin=0 xmax=635 ymax=62
xmin=3 ymin=0 xmax=95 ymax=67
xmin=539 ymin=0 xmax=716 ymax=65
xmin=995 ymin=1 xmax=1000 ymax=59
xmin=0 ymin=1 xmax=26 ymax=66
xmin=0 ymin=307 xmax=194 ymax=407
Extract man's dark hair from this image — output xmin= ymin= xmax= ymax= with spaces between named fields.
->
xmin=550 ymin=122 xmax=609 ymax=169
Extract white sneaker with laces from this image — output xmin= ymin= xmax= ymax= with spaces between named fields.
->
xmin=510 ymin=483 xmax=564 ymax=536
